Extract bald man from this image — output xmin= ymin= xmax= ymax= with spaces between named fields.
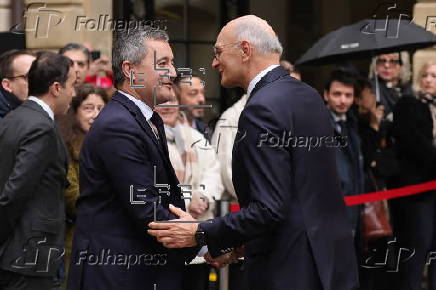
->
xmin=148 ymin=15 xmax=359 ymax=290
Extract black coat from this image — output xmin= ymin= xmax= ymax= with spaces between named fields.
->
xmin=390 ymin=95 xmax=436 ymax=188
xmin=0 ymin=100 xmax=68 ymax=277
xmin=201 ymin=67 xmax=359 ymax=290
xmin=370 ymin=77 xmax=413 ymax=118
xmin=0 ymin=88 xmax=22 ymax=119
xmin=68 ymin=92 xmax=198 ymax=290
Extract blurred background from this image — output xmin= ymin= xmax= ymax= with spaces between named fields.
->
xmin=0 ymin=0 xmax=433 ymax=121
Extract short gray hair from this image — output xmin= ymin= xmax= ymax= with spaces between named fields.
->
xmin=234 ymin=20 xmax=283 ymax=56
xmin=112 ymin=27 xmax=169 ymax=88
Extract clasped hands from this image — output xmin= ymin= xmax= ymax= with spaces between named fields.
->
xmin=204 ymin=246 xmax=244 ymax=268
xmin=148 ymin=204 xmax=244 ymax=268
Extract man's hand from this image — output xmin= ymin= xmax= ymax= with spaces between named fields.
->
xmin=204 ymin=246 xmax=245 ymax=268
xmin=89 ymin=56 xmax=112 ymax=76
xmin=148 ymin=204 xmax=198 ymax=248
xmin=188 ymin=193 xmax=209 ymax=219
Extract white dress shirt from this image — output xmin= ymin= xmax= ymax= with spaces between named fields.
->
xmin=118 ymin=90 xmax=153 ymax=121
xmin=28 ymin=96 xmax=54 ymax=121
xmin=246 ymin=64 xmax=279 ymax=97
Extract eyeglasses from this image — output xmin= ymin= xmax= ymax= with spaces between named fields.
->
xmin=213 ymin=42 xmax=240 ymax=60
xmin=5 ymin=74 xmax=28 ymax=80
xmin=376 ymin=58 xmax=401 ymax=66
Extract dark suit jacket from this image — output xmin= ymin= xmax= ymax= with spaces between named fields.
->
xmin=68 ymin=92 xmax=197 ymax=290
xmin=328 ymin=111 xmax=364 ymax=230
xmin=0 ymin=100 xmax=68 ymax=277
xmin=201 ymin=67 xmax=359 ymax=290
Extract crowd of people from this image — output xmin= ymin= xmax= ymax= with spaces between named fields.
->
xmin=0 ymin=13 xmax=435 ymax=290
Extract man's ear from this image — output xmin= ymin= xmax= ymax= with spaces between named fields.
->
xmin=121 ymin=61 xmax=134 ymax=82
xmin=49 ymin=82 xmax=61 ymax=97
xmin=240 ymin=41 xmax=251 ymax=61
xmin=323 ymin=90 xmax=329 ymax=102
xmin=1 ymin=78 xmax=12 ymax=93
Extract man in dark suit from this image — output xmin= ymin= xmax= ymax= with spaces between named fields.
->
xmin=148 ymin=15 xmax=359 ymax=290
xmin=0 ymin=52 xmax=75 ymax=290
xmin=323 ymin=70 xmax=365 ymax=235
xmin=67 ymin=28 xmax=198 ymax=290
xmin=0 ymin=50 xmax=36 ymax=119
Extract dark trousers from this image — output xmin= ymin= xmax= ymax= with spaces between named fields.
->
xmin=389 ymin=191 xmax=436 ymax=290
xmin=182 ymin=264 xmax=209 ymax=290
xmin=0 ymin=270 xmax=59 ymax=290
xmin=229 ymin=261 xmax=248 ymax=290
xmin=358 ymin=237 xmax=397 ymax=290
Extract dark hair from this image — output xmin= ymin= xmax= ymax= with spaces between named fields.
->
xmin=355 ymin=77 xmax=373 ymax=99
xmin=324 ymin=69 xmax=359 ymax=95
xmin=28 ymin=51 xmax=73 ymax=97
xmin=112 ymin=27 xmax=169 ymax=88
xmin=59 ymin=43 xmax=91 ymax=63
xmin=72 ymin=83 xmax=108 ymax=112
xmin=0 ymin=49 xmax=35 ymax=80
xmin=174 ymin=72 xmax=203 ymax=87
xmin=59 ymin=83 xmax=108 ymax=160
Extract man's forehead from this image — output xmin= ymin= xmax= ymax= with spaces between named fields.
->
xmin=145 ymin=39 xmax=173 ymax=56
xmin=180 ymin=77 xmax=203 ymax=89
xmin=378 ymin=53 xmax=399 ymax=59
xmin=64 ymin=50 xmax=87 ymax=60
xmin=215 ymin=26 xmax=234 ymax=46
xmin=331 ymin=81 xmax=354 ymax=90
xmin=12 ymin=55 xmax=35 ymax=72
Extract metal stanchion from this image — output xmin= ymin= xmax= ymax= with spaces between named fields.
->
xmin=218 ymin=200 xmax=230 ymax=290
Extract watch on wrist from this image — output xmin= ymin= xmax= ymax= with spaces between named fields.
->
xmin=195 ymin=224 xmax=207 ymax=246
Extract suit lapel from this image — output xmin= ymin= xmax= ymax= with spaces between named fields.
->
xmin=111 ymin=92 xmax=172 ymax=165
xmin=23 ymin=100 xmax=69 ymax=184
xmin=247 ymin=66 xmax=290 ymax=104
xmin=22 ymin=99 xmax=52 ymax=122
xmin=112 ymin=93 xmax=161 ymax=146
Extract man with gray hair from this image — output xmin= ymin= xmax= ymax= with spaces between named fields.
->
xmin=68 ymin=27 xmax=198 ymax=290
xmin=149 ymin=15 xmax=359 ymax=290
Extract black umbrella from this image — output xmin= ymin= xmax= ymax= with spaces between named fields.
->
xmin=296 ymin=18 xmax=436 ymax=66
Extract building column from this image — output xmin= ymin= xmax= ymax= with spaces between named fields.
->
xmin=413 ymin=0 xmax=436 ymax=87
xmin=24 ymin=0 xmax=112 ymax=57
xmin=0 ymin=0 xmax=11 ymax=31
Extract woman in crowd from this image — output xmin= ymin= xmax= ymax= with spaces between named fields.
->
xmin=155 ymin=87 xmax=223 ymax=290
xmin=59 ymin=83 xmax=108 ymax=286
xmin=369 ymin=52 xmax=413 ymax=121
xmin=389 ymin=60 xmax=436 ymax=290
xmin=355 ymin=78 xmax=395 ymax=290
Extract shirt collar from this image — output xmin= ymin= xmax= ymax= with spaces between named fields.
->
xmin=246 ymin=65 xmax=280 ymax=97
xmin=118 ymin=90 xmax=153 ymax=121
xmin=329 ymin=109 xmax=347 ymax=122
xmin=28 ymin=96 xmax=54 ymax=121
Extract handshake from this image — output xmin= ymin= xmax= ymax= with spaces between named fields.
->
xmin=204 ymin=246 xmax=244 ymax=268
